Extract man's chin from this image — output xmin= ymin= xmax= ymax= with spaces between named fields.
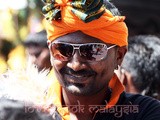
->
xmin=65 ymin=84 xmax=92 ymax=96
xmin=67 ymin=85 xmax=81 ymax=94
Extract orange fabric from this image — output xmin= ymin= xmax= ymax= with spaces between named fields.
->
xmin=45 ymin=74 xmax=124 ymax=120
xmin=44 ymin=1 xmax=128 ymax=47
xmin=45 ymin=80 xmax=70 ymax=120
xmin=106 ymin=74 xmax=124 ymax=109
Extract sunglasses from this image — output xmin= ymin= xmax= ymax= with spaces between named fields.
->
xmin=49 ymin=42 xmax=116 ymax=62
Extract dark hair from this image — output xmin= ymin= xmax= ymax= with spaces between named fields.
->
xmin=0 ymin=39 xmax=15 ymax=60
xmin=24 ymin=30 xmax=48 ymax=48
xmin=122 ymin=35 xmax=160 ymax=96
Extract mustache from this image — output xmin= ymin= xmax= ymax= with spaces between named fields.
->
xmin=60 ymin=67 xmax=96 ymax=76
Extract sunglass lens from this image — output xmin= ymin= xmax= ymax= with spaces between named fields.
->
xmin=80 ymin=44 xmax=107 ymax=61
xmin=51 ymin=43 xmax=73 ymax=61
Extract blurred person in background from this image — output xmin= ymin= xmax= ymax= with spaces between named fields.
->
xmin=0 ymin=0 xmax=48 ymax=73
xmin=24 ymin=30 xmax=52 ymax=72
xmin=116 ymin=35 xmax=160 ymax=100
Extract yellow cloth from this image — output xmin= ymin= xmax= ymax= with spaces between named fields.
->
xmin=45 ymin=74 xmax=124 ymax=120
xmin=7 ymin=45 xmax=26 ymax=70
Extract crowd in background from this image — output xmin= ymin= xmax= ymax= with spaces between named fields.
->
xmin=0 ymin=0 xmax=44 ymax=73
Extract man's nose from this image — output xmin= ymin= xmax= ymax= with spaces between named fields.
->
xmin=67 ymin=50 xmax=86 ymax=71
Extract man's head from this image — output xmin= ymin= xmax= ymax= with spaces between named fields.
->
xmin=43 ymin=0 xmax=128 ymax=96
xmin=120 ymin=35 xmax=160 ymax=99
xmin=24 ymin=30 xmax=51 ymax=71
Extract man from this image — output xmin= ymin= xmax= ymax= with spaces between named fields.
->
xmin=24 ymin=30 xmax=52 ymax=72
xmin=119 ymin=35 xmax=160 ymax=100
xmin=42 ymin=0 xmax=160 ymax=120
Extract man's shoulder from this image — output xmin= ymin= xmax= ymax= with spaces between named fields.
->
xmin=118 ymin=92 xmax=160 ymax=120
xmin=95 ymin=92 xmax=160 ymax=120
xmin=121 ymin=92 xmax=160 ymax=105
xmin=90 ymin=92 xmax=160 ymax=120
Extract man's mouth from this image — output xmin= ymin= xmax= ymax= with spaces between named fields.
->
xmin=60 ymin=67 xmax=96 ymax=84
xmin=65 ymin=73 xmax=93 ymax=84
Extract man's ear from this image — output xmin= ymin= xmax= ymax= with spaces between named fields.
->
xmin=116 ymin=46 xmax=127 ymax=66
xmin=116 ymin=68 xmax=131 ymax=92
xmin=122 ymin=70 xmax=139 ymax=94
xmin=121 ymin=70 xmax=128 ymax=86
xmin=114 ymin=67 xmax=128 ymax=86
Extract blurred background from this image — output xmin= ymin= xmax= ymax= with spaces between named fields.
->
xmin=0 ymin=0 xmax=44 ymax=73
xmin=0 ymin=0 xmax=160 ymax=74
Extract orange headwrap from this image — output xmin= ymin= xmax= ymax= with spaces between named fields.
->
xmin=43 ymin=0 xmax=128 ymax=46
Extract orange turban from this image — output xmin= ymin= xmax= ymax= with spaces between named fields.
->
xmin=42 ymin=0 xmax=128 ymax=46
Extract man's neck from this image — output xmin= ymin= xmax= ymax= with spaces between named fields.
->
xmin=62 ymin=87 xmax=110 ymax=120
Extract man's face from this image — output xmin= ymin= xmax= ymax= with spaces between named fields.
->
xmin=26 ymin=45 xmax=51 ymax=71
xmin=50 ymin=31 xmax=124 ymax=96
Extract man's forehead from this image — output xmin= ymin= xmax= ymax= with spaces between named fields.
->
xmin=54 ymin=31 xmax=112 ymax=45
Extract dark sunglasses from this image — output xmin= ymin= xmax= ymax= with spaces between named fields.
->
xmin=49 ymin=42 xmax=116 ymax=62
